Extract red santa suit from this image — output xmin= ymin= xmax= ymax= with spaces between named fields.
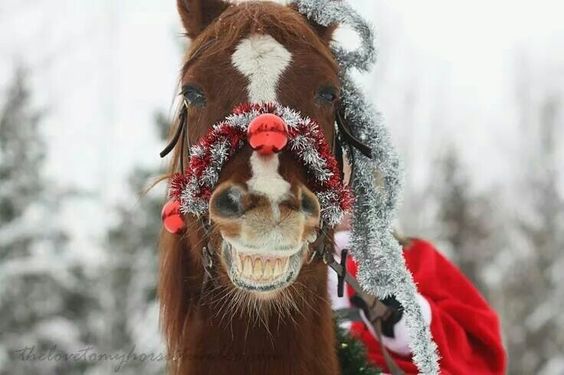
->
xmin=331 ymin=232 xmax=507 ymax=375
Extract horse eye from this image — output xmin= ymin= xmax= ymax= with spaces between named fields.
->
xmin=316 ymin=86 xmax=339 ymax=104
xmin=182 ymin=85 xmax=206 ymax=107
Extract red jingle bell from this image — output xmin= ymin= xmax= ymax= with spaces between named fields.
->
xmin=161 ymin=199 xmax=185 ymax=234
xmin=247 ymin=113 xmax=289 ymax=155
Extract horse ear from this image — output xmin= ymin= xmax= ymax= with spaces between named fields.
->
xmin=177 ymin=0 xmax=230 ymax=39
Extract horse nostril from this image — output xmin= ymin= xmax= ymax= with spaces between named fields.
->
xmin=214 ymin=186 xmax=245 ymax=218
xmin=300 ymin=190 xmax=320 ymax=217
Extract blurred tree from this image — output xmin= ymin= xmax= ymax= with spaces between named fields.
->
xmin=98 ymin=112 xmax=170 ymax=374
xmin=429 ymin=145 xmax=498 ymax=295
xmin=500 ymin=79 xmax=564 ymax=374
xmin=0 ymin=69 xmax=98 ymax=375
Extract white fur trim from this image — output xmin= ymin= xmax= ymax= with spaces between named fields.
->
xmin=334 ymin=230 xmax=352 ymax=253
xmin=231 ymin=34 xmax=293 ymax=103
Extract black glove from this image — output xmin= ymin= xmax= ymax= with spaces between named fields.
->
xmin=380 ymin=296 xmax=403 ymax=338
xmin=350 ymin=294 xmax=404 ymax=339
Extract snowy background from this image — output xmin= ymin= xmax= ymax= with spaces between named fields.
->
xmin=1 ymin=0 xmax=563 ymax=373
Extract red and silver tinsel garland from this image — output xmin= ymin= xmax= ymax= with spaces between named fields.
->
xmin=169 ymin=102 xmax=353 ymax=226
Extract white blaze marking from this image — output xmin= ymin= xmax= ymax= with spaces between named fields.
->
xmin=231 ymin=34 xmax=292 ymax=102
xmin=233 ymin=34 xmax=293 ymax=219
xmin=248 ymin=153 xmax=290 ymax=204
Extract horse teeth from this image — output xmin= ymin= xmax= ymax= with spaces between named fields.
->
xmin=235 ymin=253 xmax=292 ymax=282
xmin=272 ymin=259 xmax=279 ymax=276
xmin=263 ymin=260 xmax=274 ymax=280
xmin=253 ymin=258 xmax=263 ymax=280
xmin=236 ymin=254 xmax=243 ymax=272
xmin=282 ymin=258 xmax=289 ymax=273
xmin=244 ymin=257 xmax=253 ymax=277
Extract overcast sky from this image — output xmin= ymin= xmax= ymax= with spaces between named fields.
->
xmin=1 ymin=0 xmax=563 ymax=222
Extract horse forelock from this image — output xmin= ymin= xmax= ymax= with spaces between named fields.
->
xmin=181 ymin=2 xmax=337 ymax=79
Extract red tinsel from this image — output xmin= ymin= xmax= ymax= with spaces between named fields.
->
xmin=169 ymin=103 xmax=352 ymax=225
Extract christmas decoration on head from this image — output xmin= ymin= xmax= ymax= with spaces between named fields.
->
xmin=160 ymin=0 xmax=440 ymax=373
xmin=165 ymin=102 xmax=353 ymax=230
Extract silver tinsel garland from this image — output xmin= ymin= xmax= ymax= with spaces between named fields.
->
xmin=175 ymin=103 xmax=352 ymax=227
xmin=293 ymin=0 xmax=440 ymax=373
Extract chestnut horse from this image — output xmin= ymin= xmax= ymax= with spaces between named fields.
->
xmin=159 ymin=1 xmax=346 ymax=374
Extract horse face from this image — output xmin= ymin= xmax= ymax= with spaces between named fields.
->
xmin=178 ymin=1 xmax=338 ymax=297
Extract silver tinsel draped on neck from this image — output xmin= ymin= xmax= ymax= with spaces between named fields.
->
xmin=292 ymin=0 xmax=440 ymax=373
